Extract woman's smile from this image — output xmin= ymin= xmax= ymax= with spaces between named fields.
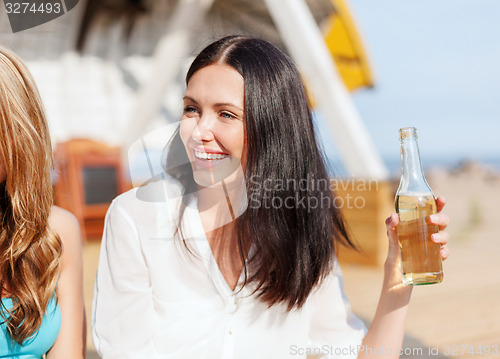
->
xmin=192 ymin=147 xmax=230 ymax=168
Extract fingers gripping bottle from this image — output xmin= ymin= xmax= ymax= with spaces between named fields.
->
xmin=395 ymin=127 xmax=443 ymax=285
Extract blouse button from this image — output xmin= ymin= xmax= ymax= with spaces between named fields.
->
xmin=228 ymin=296 xmax=238 ymax=314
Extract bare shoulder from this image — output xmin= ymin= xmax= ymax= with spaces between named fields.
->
xmin=49 ymin=206 xmax=81 ymax=247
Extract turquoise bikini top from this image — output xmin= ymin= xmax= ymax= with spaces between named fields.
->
xmin=0 ymin=296 xmax=61 ymax=359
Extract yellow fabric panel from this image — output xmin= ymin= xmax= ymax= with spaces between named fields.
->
xmin=323 ymin=0 xmax=373 ymax=92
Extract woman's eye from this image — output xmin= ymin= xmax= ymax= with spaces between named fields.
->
xmin=183 ymin=106 xmax=198 ymax=115
xmin=220 ymin=112 xmax=236 ymax=120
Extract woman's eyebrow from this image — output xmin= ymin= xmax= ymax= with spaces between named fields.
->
xmin=184 ymin=96 xmax=243 ymax=112
xmin=214 ymin=102 xmax=243 ymax=112
xmin=183 ymin=95 xmax=198 ymax=104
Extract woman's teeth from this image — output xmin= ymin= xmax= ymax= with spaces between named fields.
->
xmin=194 ymin=150 xmax=228 ymax=160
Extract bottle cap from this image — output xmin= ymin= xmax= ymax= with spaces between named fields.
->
xmin=399 ymin=127 xmax=417 ymax=141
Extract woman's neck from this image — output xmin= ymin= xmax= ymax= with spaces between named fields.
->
xmin=195 ymin=165 xmax=246 ymax=222
xmin=196 ymin=179 xmax=242 ymax=231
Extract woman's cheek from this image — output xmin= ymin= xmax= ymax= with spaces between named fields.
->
xmin=227 ymin=126 xmax=245 ymax=160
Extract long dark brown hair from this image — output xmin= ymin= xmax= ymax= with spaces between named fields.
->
xmin=165 ymin=36 xmax=355 ymax=310
xmin=0 ymin=47 xmax=62 ymax=344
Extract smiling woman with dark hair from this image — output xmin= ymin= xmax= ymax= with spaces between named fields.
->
xmin=92 ymin=36 xmax=450 ymax=359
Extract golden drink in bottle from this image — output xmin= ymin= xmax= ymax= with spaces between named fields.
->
xmin=396 ymin=127 xmax=443 ymax=285
xmin=396 ymin=194 xmax=443 ymax=285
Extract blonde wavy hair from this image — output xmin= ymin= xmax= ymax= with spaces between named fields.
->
xmin=0 ymin=47 xmax=62 ymax=344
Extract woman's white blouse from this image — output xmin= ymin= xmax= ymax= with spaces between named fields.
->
xmin=91 ymin=176 xmax=367 ymax=359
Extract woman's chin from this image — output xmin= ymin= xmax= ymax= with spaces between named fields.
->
xmin=192 ymin=169 xmax=237 ymax=188
xmin=191 ymin=156 xmax=243 ymax=188
xmin=192 ymin=171 xmax=222 ymax=188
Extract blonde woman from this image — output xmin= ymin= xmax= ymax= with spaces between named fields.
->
xmin=0 ymin=47 xmax=86 ymax=358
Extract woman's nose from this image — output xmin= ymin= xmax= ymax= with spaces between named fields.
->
xmin=191 ymin=114 xmax=215 ymax=142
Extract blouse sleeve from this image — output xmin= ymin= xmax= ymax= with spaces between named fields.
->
xmin=91 ymin=200 xmax=158 ymax=359
xmin=308 ymin=259 xmax=367 ymax=359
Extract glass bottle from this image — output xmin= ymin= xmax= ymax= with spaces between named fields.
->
xmin=395 ymin=127 xmax=443 ymax=285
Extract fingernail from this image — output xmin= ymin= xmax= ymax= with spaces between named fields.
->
xmin=432 ymin=233 xmax=440 ymax=242
xmin=430 ymin=215 xmax=438 ymax=222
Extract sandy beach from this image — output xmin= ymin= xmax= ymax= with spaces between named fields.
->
xmin=83 ymin=161 xmax=500 ymax=359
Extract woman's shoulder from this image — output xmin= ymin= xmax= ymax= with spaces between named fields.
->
xmin=110 ymin=173 xmax=185 ymax=225
xmin=115 ymin=172 xmax=183 ymax=204
xmin=49 ymin=206 xmax=82 ymax=271
xmin=49 ymin=206 xmax=80 ymax=244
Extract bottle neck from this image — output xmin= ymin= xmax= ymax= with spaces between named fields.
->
xmin=398 ymin=137 xmax=432 ymax=194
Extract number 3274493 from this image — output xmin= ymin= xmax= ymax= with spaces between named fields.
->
xmin=442 ymin=345 xmax=499 ymax=356
xmin=5 ymin=2 xmax=62 ymax=14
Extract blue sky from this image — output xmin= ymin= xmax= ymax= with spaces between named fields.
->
xmin=319 ymin=0 xmax=500 ymax=171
